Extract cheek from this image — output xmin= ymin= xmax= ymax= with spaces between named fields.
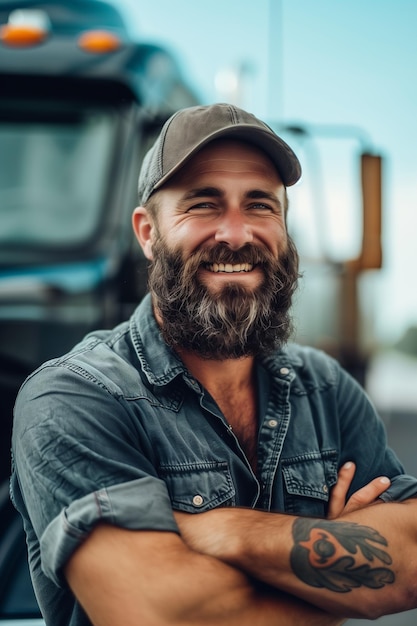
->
xmin=164 ymin=222 xmax=212 ymax=253
xmin=259 ymin=222 xmax=287 ymax=255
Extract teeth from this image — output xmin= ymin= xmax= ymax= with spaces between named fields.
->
xmin=207 ymin=263 xmax=253 ymax=273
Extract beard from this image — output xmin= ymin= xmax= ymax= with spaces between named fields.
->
xmin=147 ymin=237 xmax=299 ymax=360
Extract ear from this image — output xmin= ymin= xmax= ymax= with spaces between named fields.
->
xmin=132 ymin=206 xmax=154 ymax=260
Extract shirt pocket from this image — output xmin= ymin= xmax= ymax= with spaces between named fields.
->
xmin=158 ymin=461 xmax=236 ymax=513
xmin=281 ymin=450 xmax=338 ymax=516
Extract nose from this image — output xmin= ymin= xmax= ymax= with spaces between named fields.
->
xmin=214 ymin=210 xmax=253 ymax=250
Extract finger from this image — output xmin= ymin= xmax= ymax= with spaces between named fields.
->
xmin=342 ymin=476 xmax=391 ymax=516
xmin=327 ymin=461 xmax=356 ymax=519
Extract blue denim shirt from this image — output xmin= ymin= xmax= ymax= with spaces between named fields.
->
xmin=11 ymin=293 xmax=417 ymax=626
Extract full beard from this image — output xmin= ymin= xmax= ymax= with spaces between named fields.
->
xmin=147 ymin=238 xmax=299 ymax=360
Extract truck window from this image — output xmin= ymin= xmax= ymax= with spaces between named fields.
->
xmin=0 ymin=103 xmax=117 ymax=248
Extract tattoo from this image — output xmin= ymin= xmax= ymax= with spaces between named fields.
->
xmin=291 ymin=518 xmax=395 ymax=593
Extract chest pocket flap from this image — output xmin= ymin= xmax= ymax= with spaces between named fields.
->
xmin=159 ymin=461 xmax=236 ymax=513
xmin=282 ymin=450 xmax=338 ymax=506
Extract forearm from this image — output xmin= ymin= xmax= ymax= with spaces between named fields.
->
xmin=65 ymin=524 xmax=344 ymax=626
xmin=176 ymin=499 xmax=417 ymax=620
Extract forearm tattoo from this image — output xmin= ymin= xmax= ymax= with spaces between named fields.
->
xmin=291 ymin=518 xmax=395 ymax=592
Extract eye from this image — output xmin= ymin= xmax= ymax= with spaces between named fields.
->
xmin=250 ymin=201 xmax=284 ymax=217
xmin=249 ymin=202 xmax=274 ymax=211
xmin=186 ymin=202 xmax=218 ymax=213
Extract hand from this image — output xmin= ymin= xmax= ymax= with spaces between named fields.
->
xmin=327 ymin=461 xmax=391 ymax=519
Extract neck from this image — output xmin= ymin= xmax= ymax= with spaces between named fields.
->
xmin=176 ymin=347 xmax=256 ymax=398
xmin=153 ymin=301 xmax=257 ymax=402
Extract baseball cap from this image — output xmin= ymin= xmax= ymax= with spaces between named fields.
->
xmin=138 ymin=103 xmax=302 ymax=205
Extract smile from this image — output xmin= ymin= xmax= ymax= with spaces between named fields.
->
xmin=206 ymin=263 xmax=253 ymax=273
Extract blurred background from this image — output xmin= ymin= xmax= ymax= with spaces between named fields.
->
xmin=0 ymin=1 xmax=416 ymax=624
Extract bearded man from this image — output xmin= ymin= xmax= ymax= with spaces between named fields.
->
xmin=12 ymin=104 xmax=417 ymax=626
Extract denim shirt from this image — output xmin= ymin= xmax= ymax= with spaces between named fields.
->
xmin=11 ymin=293 xmax=417 ymax=626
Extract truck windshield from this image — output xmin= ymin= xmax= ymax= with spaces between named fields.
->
xmin=0 ymin=103 xmax=116 ymax=249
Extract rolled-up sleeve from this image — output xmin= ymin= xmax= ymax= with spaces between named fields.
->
xmin=41 ymin=476 xmax=179 ymax=586
xmin=12 ymin=363 xmax=180 ymax=589
xmin=379 ymin=474 xmax=417 ymax=503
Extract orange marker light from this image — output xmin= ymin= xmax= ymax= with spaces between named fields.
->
xmin=0 ymin=23 xmax=47 ymax=47
xmin=78 ymin=30 xmax=121 ymax=54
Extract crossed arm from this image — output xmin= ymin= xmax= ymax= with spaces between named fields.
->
xmin=64 ymin=462 xmax=404 ymax=625
xmin=176 ymin=504 xmax=417 ymax=621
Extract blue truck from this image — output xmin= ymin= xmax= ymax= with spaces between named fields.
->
xmin=0 ymin=1 xmax=198 ymax=621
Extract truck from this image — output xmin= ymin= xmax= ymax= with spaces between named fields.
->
xmin=0 ymin=0 xmax=199 ymax=483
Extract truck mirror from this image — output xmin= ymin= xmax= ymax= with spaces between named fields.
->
xmin=359 ymin=153 xmax=383 ymax=269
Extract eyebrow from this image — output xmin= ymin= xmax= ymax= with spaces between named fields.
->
xmin=181 ymin=187 xmax=223 ymax=201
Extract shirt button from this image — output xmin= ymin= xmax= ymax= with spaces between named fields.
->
xmin=192 ymin=494 xmax=204 ymax=507
xmin=268 ymin=419 xmax=278 ymax=428
xmin=323 ymin=485 xmax=328 ymax=493
xmin=280 ymin=367 xmax=290 ymax=375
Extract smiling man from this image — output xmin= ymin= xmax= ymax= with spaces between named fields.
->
xmin=135 ymin=138 xmax=298 ymax=361
xmin=11 ymin=104 xmax=417 ymax=626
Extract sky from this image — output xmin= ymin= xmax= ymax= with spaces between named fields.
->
xmin=116 ymin=0 xmax=417 ymax=349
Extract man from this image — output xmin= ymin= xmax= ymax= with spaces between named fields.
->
xmin=11 ymin=103 xmax=417 ymax=625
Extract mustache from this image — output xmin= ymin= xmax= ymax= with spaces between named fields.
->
xmin=186 ymin=243 xmax=277 ymax=268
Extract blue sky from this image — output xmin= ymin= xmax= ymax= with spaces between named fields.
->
xmin=116 ymin=0 xmax=417 ymax=347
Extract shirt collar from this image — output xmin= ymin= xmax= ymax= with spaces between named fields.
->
xmin=129 ymin=293 xmax=186 ymax=387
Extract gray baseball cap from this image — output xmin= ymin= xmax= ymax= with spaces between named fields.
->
xmin=138 ymin=103 xmax=302 ymax=205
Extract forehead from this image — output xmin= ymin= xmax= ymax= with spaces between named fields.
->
xmin=168 ymin=138 xmax=283 ymax=186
